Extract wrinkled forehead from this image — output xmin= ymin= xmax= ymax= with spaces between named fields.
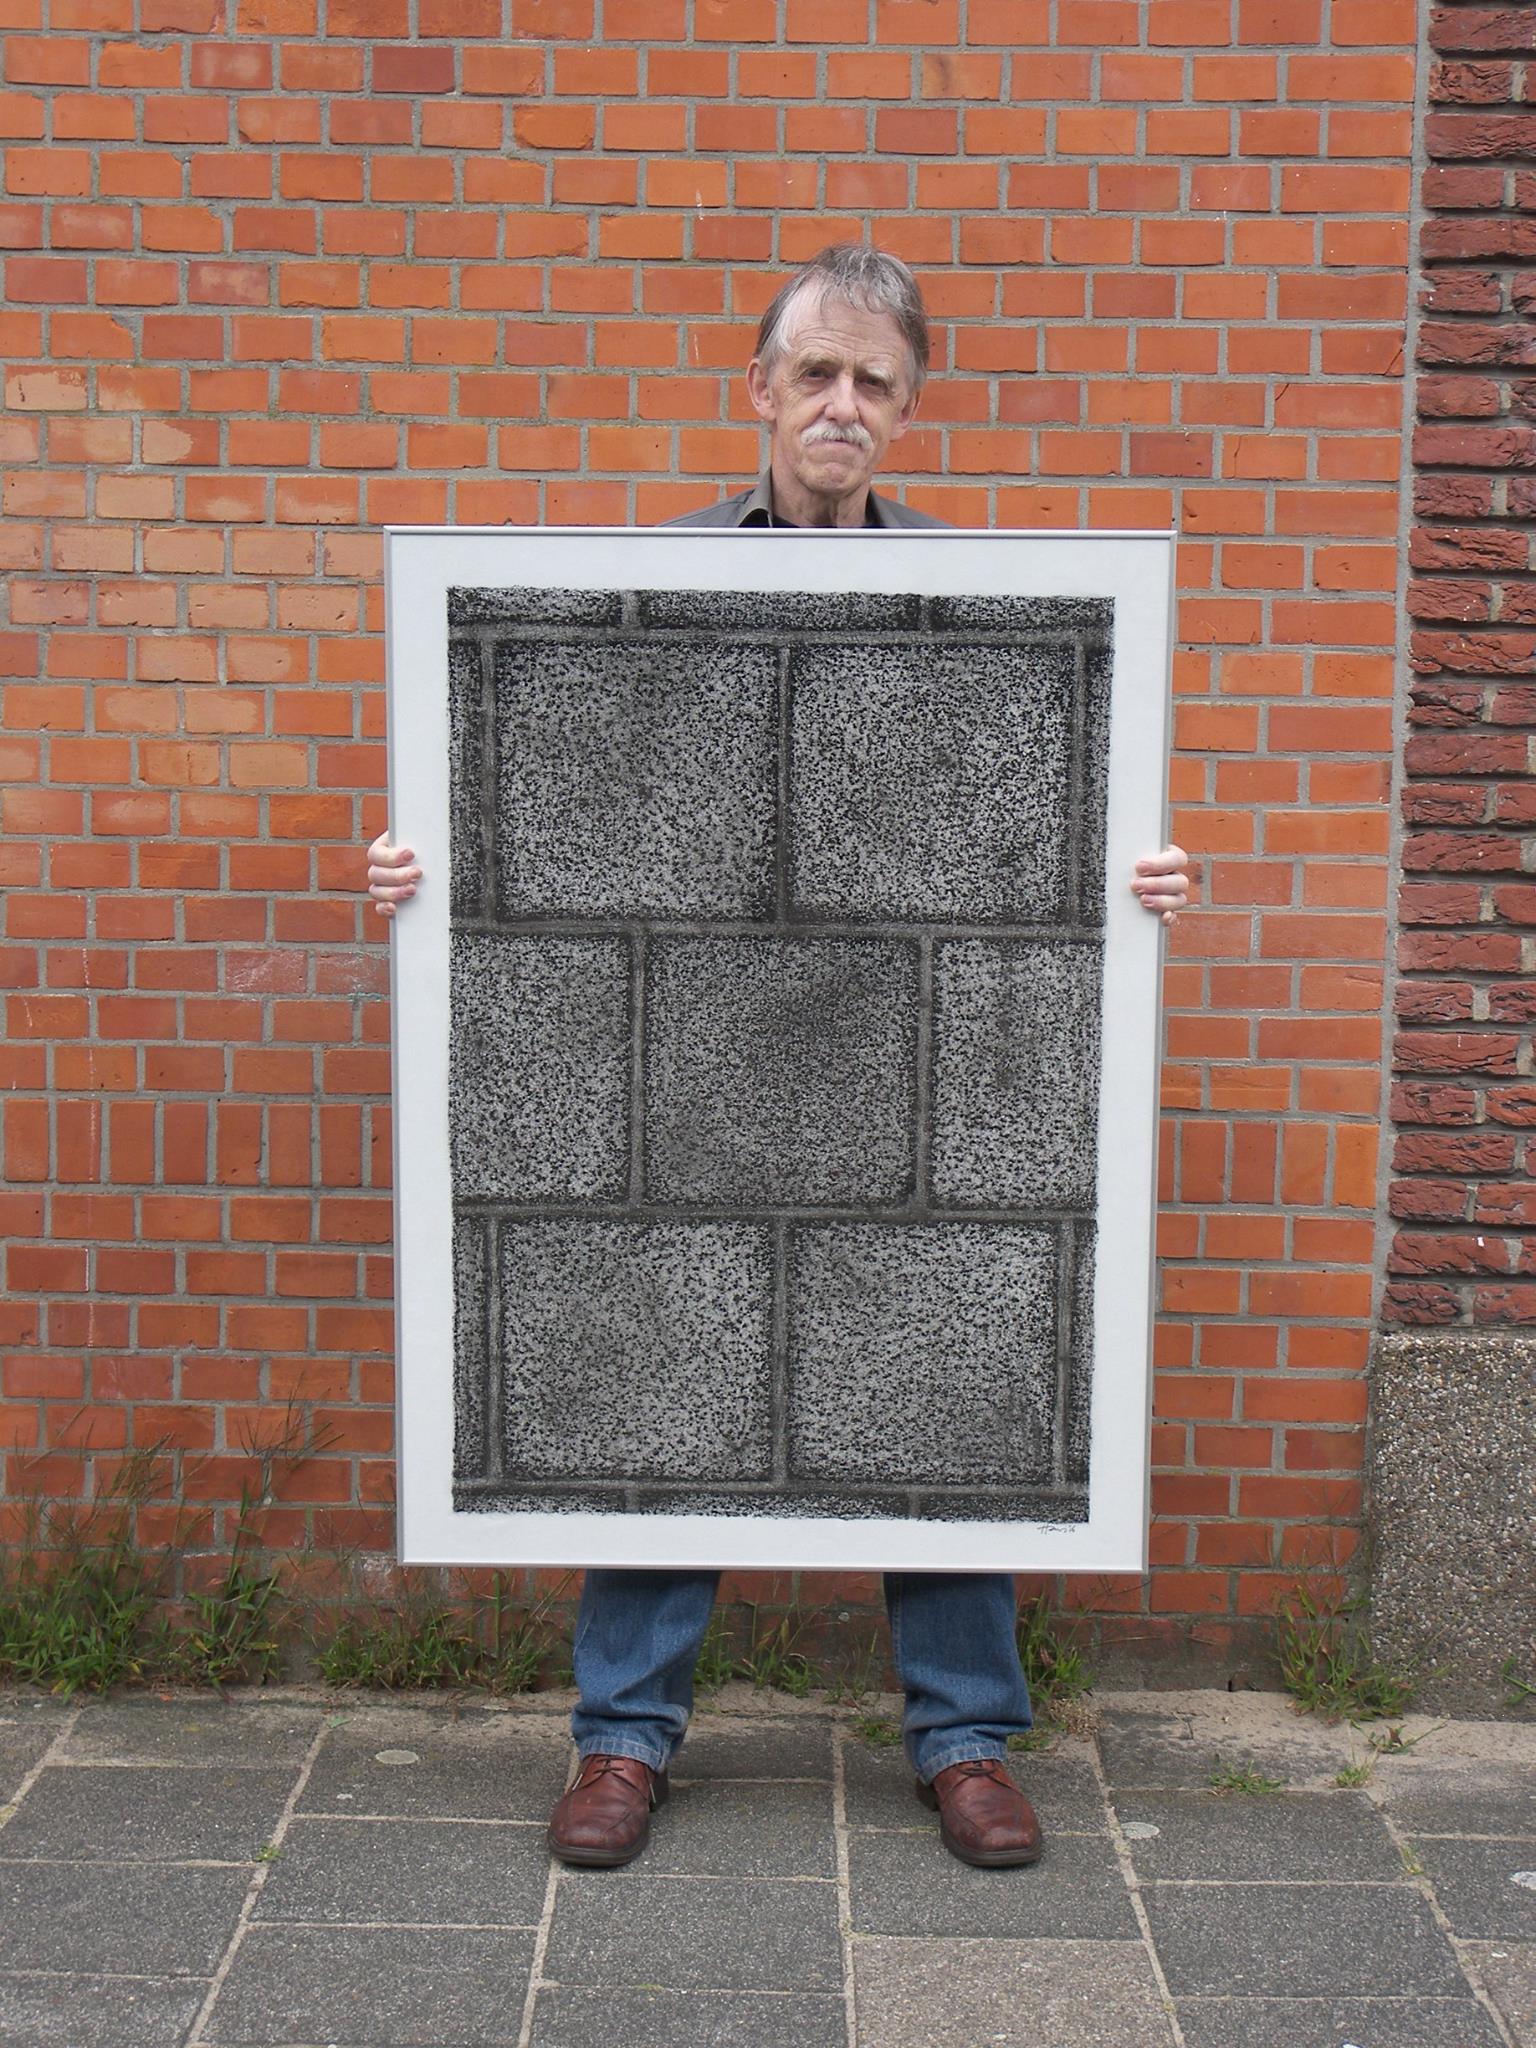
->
xmin=774 ymin=284 xmax=914 ymax=383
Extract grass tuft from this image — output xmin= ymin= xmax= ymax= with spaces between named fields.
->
xmin=1208 ymin=1760 xmax=1284 ymax=1794
xmin=315 ymin=1572 xmax=563 ymax=1694
xmin=1016 ymin=1593 xmax=1093 ymax=1718
xmin=1274 ymin=1584 xmax=1414 ymax=1723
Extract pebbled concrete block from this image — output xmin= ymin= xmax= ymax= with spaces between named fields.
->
xmin=854 ymin=1935 xmax=1172 ymax=2048
xmin=0 ymin=1763 xmax=294 ymax=1864
xmin=494 ymin=638 xmax=778 ymax=917
xmin=298 ymin=1709 xmax=568 ymax=1821
xmin=1176 ymin=1998 xmax=1505 ymax=2048
xmin=646 ymin=936 xmax=917 ymax=1206
xmin=205 ymin=1923 xmax=537 ymax=2046
xmin=529 ymin=1986 xmax=846 ymax=2048
xmin=1141 ymin=1881 xmax=1467 ymax=1999
xmin=255 ymin=1816 xmax=550 ymax=1928
xmin=450 ymin=932 xmax=630 ymax=1202
xmin=0 ymin=1973 xmax=209 ymax=2048
xmin=1369 ymin=1332 xmax=1536 ymax=1715
xmin=497 ymin=1221 xmax=773 ymax=1483
xmin=848 ymin=1827 xmax=1136 ymax=1939
xmin=932 ymin=939 xmax=1102 ymax=1210
xmin=0 ymin=1861 xmax=250 ymax=1977
xmin=544 ymin=1871 xmax=842 ymax=1992
xmin=788 ymin=1225 xmax=1060 ymax=1492
xmin=788 ymin=641 xmax=1077 ymax=922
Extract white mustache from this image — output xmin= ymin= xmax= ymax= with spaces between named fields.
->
xmin=800 ymin=420 xmax=874 ymax=452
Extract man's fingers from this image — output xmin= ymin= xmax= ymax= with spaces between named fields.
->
xmin=1137 ymin=844 xmax=1188 ymax=873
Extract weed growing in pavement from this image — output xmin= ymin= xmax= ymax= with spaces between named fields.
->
xmin=733 ymin=1607 xmax=816 ymax=1697
xmin=853 ymin=1713 xmax=901 ymax=1749
xmin=1274 ymin=1583 xmax=1414 ymax=1723
xmin=1502 ymin=1656 xmax=1536 ymax=1711
xmin=1016 ymin=1593 xmax=1093 ymax=1718
xmin=1334 ymin=1760 xmax=1373 ymax=1788
xmin=825 ymin=1627 xmax=887 ymax=1709
xmin=692 ymin=1613 xmax=738 ymax=1696
xmin=0 ymin=1459 xmax=162 ymax=1694
xmin=1007 ymin=1728 xmax=1058 ymax=1755
xmin=691 ymin=1605 xmax=822 ymax=1698
xmin=1208 ymin=1761 xmax=1284 ymax=1794
xmin=315 ymin=1571 xmax=566 ymax=1694
xmin=1366 ymin=1719 xmax=1443 ymax=1757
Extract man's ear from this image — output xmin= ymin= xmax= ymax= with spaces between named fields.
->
xmin=888 ymin=383 xmax=920 ymax=444
xmin=746 ymin=355 xmax=777 ymax=425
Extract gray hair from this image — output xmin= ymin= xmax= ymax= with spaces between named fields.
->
xmin=754 ymin=243 xmax=931 ymax=392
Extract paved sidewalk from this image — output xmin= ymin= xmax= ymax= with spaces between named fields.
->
xmin=1 ymin=1686 xmax=1533 ymax=2048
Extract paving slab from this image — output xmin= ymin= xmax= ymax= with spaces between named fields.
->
xmin=1175 ymin=1996 xmax=1508 ymax=2048
xmin=853 ymin=1935 xmax=1175 ymax=2048
xmin=299 ymin=1708 xmax=568 ymax=1820
xmin=0 ymin=1763 xmax=294 ymax=1863
xmin=527 ymin=1985 xmax=847 ymax=2048
xmin=204 ymin=1922 xmax=536 ymax=2047
xmin=1096 ymin=1692 xmax=1356 ymax=1791
xmin=1382 ymin=1780 xmax=1536 ymax=1837
xmin=544 ymin=1870 xmax=843 ymax=1991
xmin=848 ymin=1826 xmax=1138 ymax=1939
xmin=1140 ymin=1881 xmax=1470 ymax=1999
xmin=673 ymin=1715 xmax=834 ymax=1780
xmin=1112 ymin=1789 xmax=1404 ymax=1882
xmin=1463 ymin=1940 xmax=1536 ymax=2044
xmin=843 ymin=1736 xmax=1107 ymax=1835
xmin=58 ymin=1696 xmax=323 ymax=1769
xmin=0 ymin=1698 xmax=71 ymax=1801
xmin=644 ymin=1779 xmax=836 ymax=1879
xmin=254 ymin=1816 xmax=549 ymax=1926
xmin=0 ymin=1970 xmax=209 ymax=2048
xmin=1409 ymin=1834 xmax=1536 ymax=1939
xmin=0 ymin=1859 xmax=251 ymax=1976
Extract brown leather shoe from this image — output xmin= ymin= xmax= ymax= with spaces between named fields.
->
xmin=547 ymin=1752 xmax=668 ymax=1868
xmin=916 ymin=1757 xmax=1044 ymax=1868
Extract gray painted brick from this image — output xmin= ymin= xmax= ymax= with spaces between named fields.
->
xmin=788 ymin=641 xmax=1077 ymax=922
xmin=645 ymin=936 xmax=917 ymax=1206
xmin=493 ymin=638 xmax=778 ymax=918
xmin=639 ymin=587 xmax=924 ymax=632
xmin=450 ymin=933 xmax=629 ymax=1201
xmin=449 ymin=585 xmax=625 ymax=626
xmin=788 ymin=1225 xmax=1059 ymax=1492
xmin=932 ymin=939 xmax=1102 ymax=1209
xmin=495 ymin=1220 xmax=773 ymax=1484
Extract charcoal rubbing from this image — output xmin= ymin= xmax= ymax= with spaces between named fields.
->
xmin=447 ymin=588 xmax=1110 ymax=1526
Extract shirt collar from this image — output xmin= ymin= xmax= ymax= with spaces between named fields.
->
xmin=736 ymin=469 xmax=886 ymax=529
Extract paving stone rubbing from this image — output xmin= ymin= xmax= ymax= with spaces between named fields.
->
xmin=446 ymin=586 xmax=1112 ymax=1525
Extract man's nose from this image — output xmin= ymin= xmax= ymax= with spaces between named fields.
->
xmin=824 ymin=371 xmax=859 ymax=419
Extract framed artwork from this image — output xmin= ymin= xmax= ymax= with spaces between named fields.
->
xmin=386 ymin=527 xmax=1173 ymax=1573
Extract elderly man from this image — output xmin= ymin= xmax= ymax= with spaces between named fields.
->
xmin=367 ymin=243 xmax=1189 ymax=1872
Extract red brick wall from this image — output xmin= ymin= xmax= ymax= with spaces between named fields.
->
xmin=0 ymin=0 xmax=1419 ymax=1667
xmin=1388 ymin=0 xmax=1536 ymax=1331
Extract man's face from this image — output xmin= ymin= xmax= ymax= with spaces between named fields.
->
xmin=746 ymin=292 xmax=919 ymax=515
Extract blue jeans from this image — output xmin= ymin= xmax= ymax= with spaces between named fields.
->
xmin=571 ymin=1568 xmax=1033 ymax=1783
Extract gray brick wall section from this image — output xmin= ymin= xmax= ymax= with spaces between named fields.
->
xmin=444 ymin=587 xmax=1114 ymax=1527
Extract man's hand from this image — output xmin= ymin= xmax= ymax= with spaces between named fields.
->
xmin=366 ymin=833 xmax=422 ymax=920
xmin=1130 ymin=845 xmax=1190 ymax=926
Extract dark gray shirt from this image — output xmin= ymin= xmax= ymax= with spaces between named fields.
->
xmin=665 ymin=467 xmax=949 ymax=530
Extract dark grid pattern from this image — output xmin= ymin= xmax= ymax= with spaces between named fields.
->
xmin=446 ymin=587 xmax=1112 ymax=1523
